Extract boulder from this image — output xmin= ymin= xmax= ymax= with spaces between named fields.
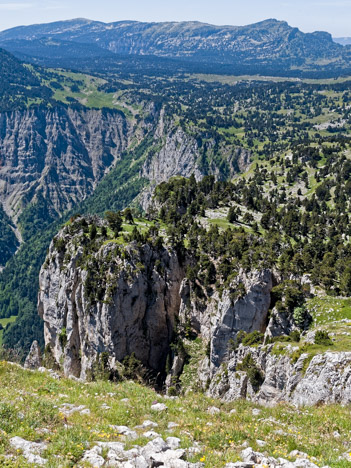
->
xmin=151 ymin=402 xmax=168 ymax=412
xmin=10 ymin=436 xmax=47 ymax=466
xmin=24 ymin=341 xmax=42 ymax=370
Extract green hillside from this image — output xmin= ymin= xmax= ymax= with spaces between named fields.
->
xmin=0 ymin=361 xmax=350 ymax=467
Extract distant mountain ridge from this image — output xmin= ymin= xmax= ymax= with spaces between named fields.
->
xmin=0 ymin=18 xmax=350 ymax=74
xmin=1 ymin=37 xmax=116 ymax=61
xmin=334 ymin=37 xmax=351 ymax=46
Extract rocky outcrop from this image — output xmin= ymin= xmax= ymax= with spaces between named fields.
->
xmin=10 ymin=431 xmax=203 ymax=467
xmin=234 ymin=446 xmax=330 ymax=468
xmin=38 ymin=219 xmax=185 ymax=379
xmin=210 ymin=269 xmax=273 ymax=367
xmin=265 ymin=307 xmax=295 ymax=338
xmin=24 ymin=340 xmax=42 ymax=369
xmin=291 ymin=352 xmax=351 ymax=406
xmin=38 ymin=220 xmax=351 ymax=405
xmin=38 ymin=218 xmax=273 ymax=382
xmin=208 ymin=344 xmax=351 ymax=406
xmin=142 ymin=127 xmax=202 ymax=185
xmin=37 ymin=218 xmax=351 ymax=405
xmin=81 ymin=435 xmax=203 ymax=468
xmin=208 ymin=343 xmax=302 ymax=403
xmin=10 ymin=437 xmax=47 ymax=466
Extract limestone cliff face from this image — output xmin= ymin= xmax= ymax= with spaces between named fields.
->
xmin=139 ymin=124 xmax=252 ymax=210
xmin=0 ymin=107 xmax=251 ymax=222
xmin=0 ymin=107 xmax=130 ymax=221
xmin=142 ymin=127 xmax=203 ymax=184
xmin=38 ymin=223 xmax=351 ymax=405
xmin=38 ymin=218 xmax=272 ymax=382
xmin=38 ymin=219 xmax=185 ymax=379
xmin=210 ymin=269 xmax=273 ymax=367
xmin=291 ymin=352 xmax=351 ymax=405
xmin=208 ymin=344 xmax=351 ymax=406
xmin=138 ymin=127 xmax=203 ymax=210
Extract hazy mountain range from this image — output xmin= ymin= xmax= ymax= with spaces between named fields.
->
xmin=0 ymin=18 xmax=350 ymax=76
xmin=334 ymin=37 xmax=351 ymax=46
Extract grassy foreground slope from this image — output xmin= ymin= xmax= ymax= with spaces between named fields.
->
xmin=0 ymin=361 xmax=351 ymax=467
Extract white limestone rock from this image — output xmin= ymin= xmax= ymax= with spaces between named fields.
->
xmin=292 ymin=352 xmax=351 ymax=406
xmin=141 ymin=420 xmax=159 ymax=428
xmin=24 ymin=341 xmax=42 ymax=369
xmin=151 ymin=449 xmax=186 ymax=465
xmin=210 ymin=269 xmax=273 ymax=367
xmin=10 ymin=436 xmax=47 ymax=466
xmin=151 ymin=402 xmax=168 ymax=412
xmin=82 ymin=446 xmax=105 ymax=467
xmin=207 ymin=406 xmax=220 ymax=415
xmin=166 ymin=437 xmax=181 ymax=449
xmin=110 ymin=425 xmax=138 ymax=440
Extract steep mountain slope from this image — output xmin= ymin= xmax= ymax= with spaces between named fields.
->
xmin=0 ymin=107 xmax=130 ymax=222
xmin=0 ymin=205 xmax=19 ymax=266
xmin=0 ymin=47 xmax=54 ymax=110
xmin=0 ymin=18 xmax=350 ymax=74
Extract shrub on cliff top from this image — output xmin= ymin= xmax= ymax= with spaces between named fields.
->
xmin=314 ymin=330 xmax=333 ymax=346
xmin=237 ymin=352 xmax=264 ymax=391
xmin=242 ymin=330 xmax=264 ymax=346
